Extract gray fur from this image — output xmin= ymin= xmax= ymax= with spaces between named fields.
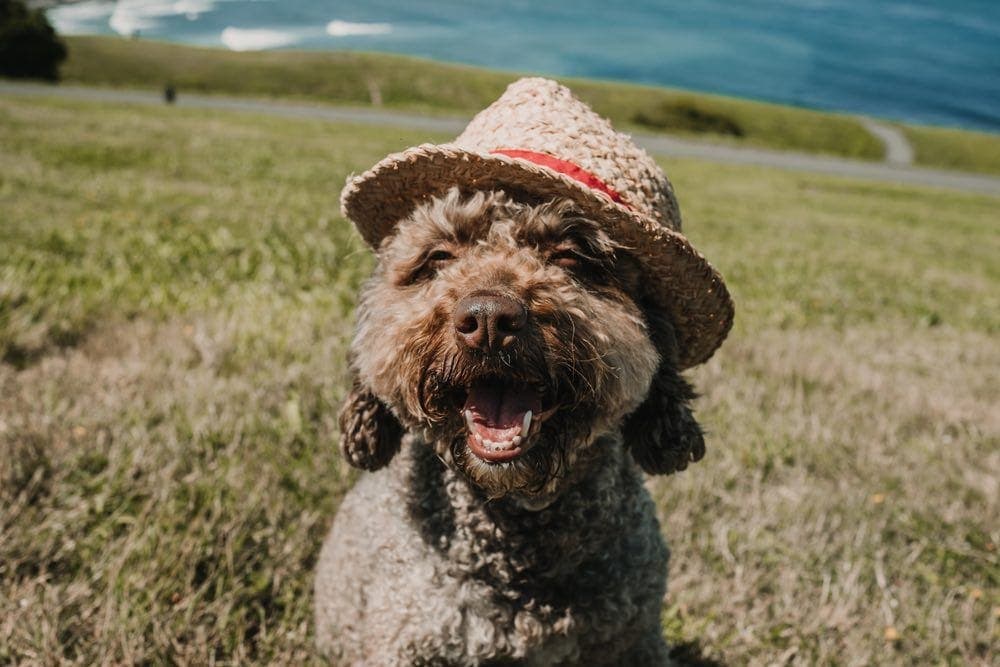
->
xmin=315 ymin=434 xmax=672 ymax=666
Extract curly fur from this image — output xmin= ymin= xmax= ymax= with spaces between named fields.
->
xmin=624 ymin=309 xmax=706 ymax=475
xmin=315 ymin=189 xmax=705 ymax=665
xmin=339 ymin=373 xmax=403 ymax=471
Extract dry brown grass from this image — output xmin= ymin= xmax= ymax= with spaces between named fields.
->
xmin=1 ymin=311 xmax=350 ymax=664
xmin=660 ymin=322 xmax=998 ymax=664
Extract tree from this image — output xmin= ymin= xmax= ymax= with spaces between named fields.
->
xmin=0 ymin=0 xmax=68 ymax=81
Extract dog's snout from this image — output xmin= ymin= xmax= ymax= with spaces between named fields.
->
xmin=453 ymin=291 xmax=527 ymax=352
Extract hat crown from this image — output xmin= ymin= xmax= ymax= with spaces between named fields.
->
xmin=454 ymin=78 xmax=681 ymax=231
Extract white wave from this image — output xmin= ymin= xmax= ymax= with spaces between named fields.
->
xmin=109 ymin=0 xmax=215 ymax=36
xmin=220 ymin=27 xmax=299 ymax=51
xmin=173 ymin=0 xmax=215 ymax=13
xmin=174 ymin=0 xmax=215 ymax=20
xmin=47 ymin=2 xmax=116 ymax=35
xmin=326 ymin=20 xmax=392 ymax=37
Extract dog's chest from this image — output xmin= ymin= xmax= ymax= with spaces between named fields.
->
xmin=395 ymin=466 xmax=659 ymax=664
xmin=314 ymin=441 xmax=669 ymax=665
xmin=403 ymin=565 xmax=580 ymax=665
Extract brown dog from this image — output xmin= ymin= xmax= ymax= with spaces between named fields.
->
xmin=315 ymin=78 xmax=733 ymax=665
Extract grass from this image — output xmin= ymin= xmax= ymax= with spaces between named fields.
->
xmin=59 ymin=35 xmax=883 ymax=161
xmin=901 ymin=124 xmax=1000 ymax=176
xmin=1 ymin=95 xmax=997 ymax=665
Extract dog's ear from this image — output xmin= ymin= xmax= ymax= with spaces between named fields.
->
xmin=622 ymin=309 xmax=705 ymax=475
xmin=338 ymin=375 xmax=403 ymax=471
xmin=623 ymin=364 xmax=705 ymax=474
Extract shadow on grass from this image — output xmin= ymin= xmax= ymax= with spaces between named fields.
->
xmin=670 ymin=640 xmax=727 ymax=666
xmin=633 ymin=101 xmax=744 ymax=137
xmin=1 ymin=344 xmax=40 ymax=370
xmin=2 ymin=332 xmax=85 ymax=370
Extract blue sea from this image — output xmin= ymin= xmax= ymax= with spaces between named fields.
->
xmin=50 ymin=1 xmax=1000 ymax=131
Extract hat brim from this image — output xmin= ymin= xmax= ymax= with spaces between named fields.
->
xmin=340 ymin=144 xmax=733 ymax=369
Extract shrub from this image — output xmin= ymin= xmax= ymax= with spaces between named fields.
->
xmin=633 ymin=100 xmax=744 ymax=137
xmin=0 ymin=0 xmax=67 ymax=81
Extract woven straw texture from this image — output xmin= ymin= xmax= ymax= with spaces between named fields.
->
xmin=340 ymin=78 xmax=733 ymax=369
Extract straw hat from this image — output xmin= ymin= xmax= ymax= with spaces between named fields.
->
xmin=341 ymin=77 xmax=733 ymax=369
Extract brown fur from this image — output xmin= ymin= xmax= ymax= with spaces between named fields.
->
xmin=317 ymin=188 xmax=705 ymax=665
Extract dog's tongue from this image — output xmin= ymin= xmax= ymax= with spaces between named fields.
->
xmin=463 ymin=381 xmax=541 ymax=445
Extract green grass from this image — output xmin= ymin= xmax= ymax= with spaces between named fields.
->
xmin=1 ymin=96 xmax=997 ymax=665
xmin=60 ymin=35 xmax=883 ymax=161
xmin=902 ymin=123 xmax=1000 ymax=175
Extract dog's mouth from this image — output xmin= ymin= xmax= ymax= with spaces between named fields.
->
xmin=460 ymin=379 xmax=555 ymax=463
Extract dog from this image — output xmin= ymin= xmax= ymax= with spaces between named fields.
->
xmin=314 ymin=78 xmax=733 ymax=666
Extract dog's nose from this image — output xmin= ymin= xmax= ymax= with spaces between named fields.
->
xmin=453 ymin=291 xmax=527 ymax=352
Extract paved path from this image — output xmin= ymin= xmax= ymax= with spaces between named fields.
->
xmin=3 ymin=81 xmax=998 ymax=197
xmin=860 ymin=117 xmax=915 ymax=165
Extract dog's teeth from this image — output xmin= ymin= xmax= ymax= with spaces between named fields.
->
xmin=512 ymin=435 xmax=522 ymax=446
xmin=522 ymin=411 xmax=532 ymax=436
xmin=464 ymin=410 xmax=476 ymax=431
xmin=473 ymin=433 xmax=484 ymax=444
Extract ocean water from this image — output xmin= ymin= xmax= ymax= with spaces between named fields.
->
xmin=50 ymin=0 xmax=1000 ymax=131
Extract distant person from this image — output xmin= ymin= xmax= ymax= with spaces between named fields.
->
xmin=164 ymin=84 xmax=176 ymax=105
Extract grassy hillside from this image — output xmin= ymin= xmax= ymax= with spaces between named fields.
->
xmin=903 ymin=124 xmax=1000 ymax=175
xmin=1 ymin=95 xmax=997 ymax=665
xmin=60 ymin=35 xmax=883 ymax=161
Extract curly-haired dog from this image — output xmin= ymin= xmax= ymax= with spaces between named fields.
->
xmin=315 ymin=79 xmax=733 ymax=666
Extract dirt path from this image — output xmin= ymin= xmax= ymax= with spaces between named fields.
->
xmin=3 ymin=81 xmax=998 ymax=197
xmin=860 ymin=117 xmax=915 ymax=165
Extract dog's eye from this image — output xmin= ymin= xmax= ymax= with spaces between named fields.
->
xmin=547 ymin=241 xmax=618 ymax=286
xmin=426 ymin=249 xmax=455 ymax=264
xmin=398 ymin=247 xmax=457 ymax=286
xmin=406 ymin=248 xmax=455 ymax=283
xmin=549 ymin=246 xmax=581 ymax=269
xmin=425 ymin=249 xmax=455 ymax=270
